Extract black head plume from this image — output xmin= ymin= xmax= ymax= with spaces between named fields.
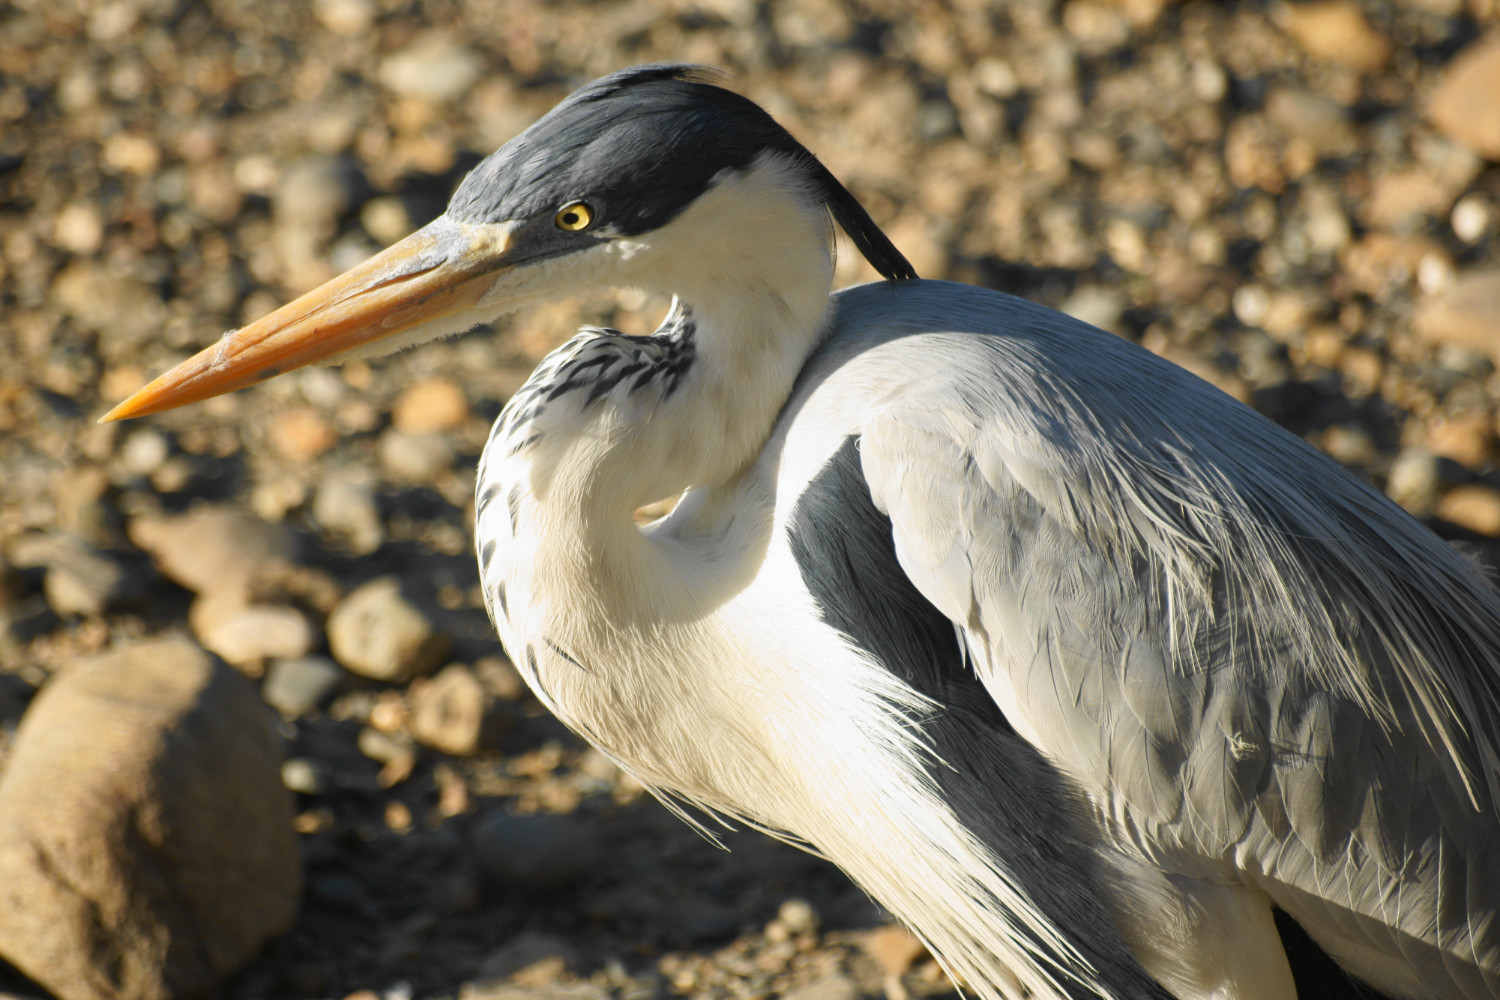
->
xmin=448 ymin=64 xmax=917 ymax=282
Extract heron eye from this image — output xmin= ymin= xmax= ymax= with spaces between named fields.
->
xmin=555 ymin=202 xmax=594 ymax=232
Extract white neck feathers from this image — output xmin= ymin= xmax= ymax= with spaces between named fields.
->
xmin=478 ymin=154 xmax=836 ymax=629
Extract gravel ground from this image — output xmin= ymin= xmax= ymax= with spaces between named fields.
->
xmin=3 ymin=0 xmax=1500 ymax=998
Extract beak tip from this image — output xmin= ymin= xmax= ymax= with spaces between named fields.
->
xmin=99 ymin=390 xmax=153 ymax=423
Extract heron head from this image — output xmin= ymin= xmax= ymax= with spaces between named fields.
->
xmin=101 ymin=64 xmax=912 ymax=421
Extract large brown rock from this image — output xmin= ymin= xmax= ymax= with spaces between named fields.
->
xmin=1427 ymin=35 xmax=1500 ymax=161
xmin=0 ymin=636 xmax=300 ymax=1000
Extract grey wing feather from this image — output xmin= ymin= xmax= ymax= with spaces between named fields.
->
xmin=842 ymin=283 xmax=1500 ymax=991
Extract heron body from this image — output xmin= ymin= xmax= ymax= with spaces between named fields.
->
xmin=105 ymin=66 xmax=1500 ymax=1000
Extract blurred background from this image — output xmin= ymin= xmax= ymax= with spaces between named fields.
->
xmin=2 ymin=0 xmax=1500 ymax=998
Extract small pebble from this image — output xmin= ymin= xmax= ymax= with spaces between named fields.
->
xmin=1418 ymin=253 xmax=1455 ymax=296
xmin=9 ymin=535 xmax=130 ymax=618
xmin=368 ymin=690 xmax=411 ymax=734
xmin=274 ymin=156 xmax=363 ymax=229
xmin=360 ymin=196 xmax=413 ymax=244
xmin=315 ymin=0 xmax=375 ymax=34
xmin=378 ymin=429 xmax=456 ymax=484
xmin=1274 ymin=0 xmax=1391 ymax=73
xmin=44 ymin=557 xmax=126 ymax=618
xmin=1415 ymin=269 xmax=1500 ymax=368
xmin=196 ymin=602 xmax=317 ymax=666
xmin=356 ymin=726 xmax=411 ymax=765
xmin=1190 ymin=59 xmax=1227 ymax=103
xmin=576 ymin=748 xmax=620 ymax=784
xmin=128 ymin=506 xmax=298 ymax=596
xmin=863 ymin=925 xmax=929 ymax=978
xmin=262 ymin=656 xmax=344 ymax=716
xmin=282 ymin=758 xmax=326 ymax=796
xmin=379 ymin=34 xmax=483 ymax=103
xmin=1452 ymin=195 xmax=1491 ymax=244
xmin=777 ymin=898 xmax=820 ymax=936
xmin=1232 ymin=285 xmax=1270 ymax=327
xmin=1320 ymin=425 xmax=1376 ymax=468
xmin=52 ymin=202 xmax=104 ymax=254
xmin=102 ymin=132 xmax=161 ymax=175
xmin=268 ymin=407 xmax=339 ymax=462
xmin=313 ymin=471 xmax=384 ymax=555
xmin=434 ymin=764 xmax=471 ymax=817
xmin=327 ymin=576 xmax=449 ymax=682
xmin=1438 ymin=485 xmax=1500 ymax=537
xmin=1387 ymin=448 xmax=1444 ymax=516
xmin=474 ymin=656 xmax=527 ymax=701
xmin=1426 ymin=37 xmax=1500 ymax=160
xmin=1059 ymin=286 xmax=1124 ymax=333
xmin=50 ymin=261 xmax=164 ymax=351
xmin=120 ymin=428 xmax=170 ymax=477
xmin=1424 ymin=411 xmax=1494 ymax=469
xmin=384 ymin=801 xmax=413 ymax=833
xmin=972 ymin=57 xmax=1018 ymax=98
xmin=233 ymin=155 xmax=279 ymax=196
xmin=410 ymin=664 xmax=498 ymax=756
xmin=391 ymin=377 xmax=469 ymax=435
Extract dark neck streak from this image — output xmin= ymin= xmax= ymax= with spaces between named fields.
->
xmin=491 ymin=300 xmax=698 ymax=458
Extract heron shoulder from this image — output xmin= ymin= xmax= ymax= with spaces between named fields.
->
xmin=787 ymin=279 xmax=1500 ymax=993
xmin=780 ymin=278 xmax=1272 ymax=502
xmin=793 ymin=275 xmax=1500 ymax=840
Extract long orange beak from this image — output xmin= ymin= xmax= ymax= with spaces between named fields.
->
xmin=101 ymin=217 xmax=514 ymax=421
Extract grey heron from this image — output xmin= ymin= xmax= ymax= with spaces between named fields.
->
xmin=104 ymin=65 xmax=1500 ymax=1000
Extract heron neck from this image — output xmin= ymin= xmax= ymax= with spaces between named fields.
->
xmin=483 ymin=169 xmax=836 ymax=623
xmin=612 ymin=154 xmax=839 ymax=497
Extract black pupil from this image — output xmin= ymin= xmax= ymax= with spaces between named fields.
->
xmin=563 ymin=211 xmax=580 ymax=226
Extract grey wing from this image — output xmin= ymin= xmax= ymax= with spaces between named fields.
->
xmin=856 ymin=329 xmax=1500 ymax=997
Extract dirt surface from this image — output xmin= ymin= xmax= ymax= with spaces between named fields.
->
xmin=3 ymin=0 xmax=1500 ymax=998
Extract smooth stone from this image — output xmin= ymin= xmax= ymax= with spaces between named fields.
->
xmin=1415 ymin=268 xmax=1500 ymax=368
xmin=119 ymin=428 xmax=170 ymax=477
xmin=1387 ymin=447 xmax=1447 ymax=516
xmin=409 ymin=664 xmax=499 ymax=756
xmin=281 ymin=757 xmax=326 ymax=796
xmin=312 ymin=470 xmax=384 ymax=555
xmin=1437 ymin=485 xmax=1500 ymax=537
xmin=7 ymin=533 xmax=135 ymax=618
xmin=128 ymin=505 xmax=299 ymax=596
xmin=327 ymin=576 xmax=449 ymax=682
xmin=262 ymin=655 xmax=344 ymax=716
xmin=0 ymin=637 xmax=299 ymax=1000
xmin=391 ymin=377 xmax=469 ymax=435
xmin=1273 ymin=0 xmax=1391 ymax=73
xmin=378 ymin=33 xmax=483 ymax=103
xmin=1427 ymin=37 xmax=1500 ymax=161
xmin=194 ymin=599 xmax=317 ymax=666
xmin=377 ymin=428 xmax=456 ymax=485
xmin=273 ymin=155 xmax=364 ymax=229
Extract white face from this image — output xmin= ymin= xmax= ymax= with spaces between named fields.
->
xmin=407 ymin=152 xmax=834 ymax=348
